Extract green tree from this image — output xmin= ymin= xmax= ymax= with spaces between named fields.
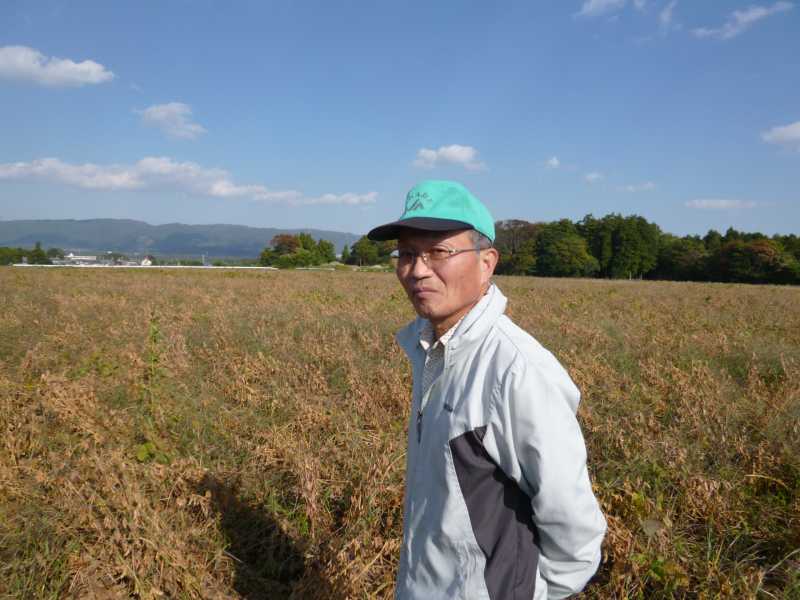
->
xmin=578 ymin=214 xmax=616 ymax=277
xmin=275 ymin=253 xmax=298 ymax=269
xmin=261 ymin=234 xmax=339 ymax=268
xmin=607 ymin=216 xmax=660 ymax=279
xmin=316 ymin=239 xmax=336 ymax=263
xmin=377 ymin=239 xmax=397 ymax=262
xmin=654 ymin=235 xmax=709 ymax=281
xmin=340 ymin=244 xmax=351 ymax=264
xmin=495 ymin=220 xmax=540 ymax=275
xmin=703 ymin=230 xmax=723 ymax=254
xmin=259 ymin=247 xmax=276 ymax=266
xmin=498 ymin=240 xmax=537 ymax=275
xmin=293 ymin=248 xmax=316 ymax=267
xmin=774 ymin=234 xmax=800 ymax=262
xmin=709 ymin=239 xmax=799 ymax=284
xmin=297 ymin=232 xmax=316 ymax=252
xmin=28 ymin=242 xmax=51 ymax=265
xmin=0 ymin=247 xmax=26 ymax=265
xmin=350 ymin=236 xmax=380 ymax=266
xmin=578 ymin=214 xmax=660 ymax=279
xmin=536 ymin=224 xmax=599 ymax=277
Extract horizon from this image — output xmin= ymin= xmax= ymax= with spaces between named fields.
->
xmin=1 ymin=2 xmax=798 ymax=237
xmin=0 ymin=216 xmax=362 ymax=234
xmin=0 ymin=213 xmax=796 ymax=240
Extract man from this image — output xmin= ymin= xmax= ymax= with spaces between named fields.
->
xmin=367 ymin=180 xmax=606 ymax=600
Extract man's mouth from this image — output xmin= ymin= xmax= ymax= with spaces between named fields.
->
xmin=411 ymin=287 xmax=435 ymax=297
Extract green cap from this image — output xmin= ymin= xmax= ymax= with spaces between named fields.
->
xmin=367 ymin=180 xmax=495 ymax=242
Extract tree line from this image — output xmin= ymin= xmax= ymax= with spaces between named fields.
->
xmin=333 ymin=215 xmax=798 ymax=285
xmin=259 ymin=233 xmax=337 ymax=268
xmin=494 ymin=215 xmax=800 ymax=285
xmin=7 ymin=219 xmax=800 ymax=285
xmin=0 ymin=242 xmax=62 ymax=265
xmin=258 ymin=233 xmax=396 ymax=268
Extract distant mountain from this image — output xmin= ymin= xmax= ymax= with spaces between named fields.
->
xmin=0 ymin=219 xmax=362 ymax=258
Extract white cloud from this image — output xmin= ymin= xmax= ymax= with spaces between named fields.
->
xmin=0 ymin=45 xmax=115 ymax=87
xmin=693 ymin=2 xmax=793 ymax=40
xmin=685 ymin=198 xmax=758 ymax=210
xmin=659 ymin=0 xmax=678 ymax=28
xmin=633 ymin=0 xmax=647 ymax=10
xmin=0 ymin=157 xmax=140 ymax=190
xmin=620 ymin=181 xmax=656 ymax=192
xmin=576 ymin=0 xmax=627 ymax=17
xmin=413 ymin=145 xmax=486 ymax=171
xmin=0 ymin=156 xmax=376 ymax=206
xmin=545 ymin=156 xmax=561 ymax=169
xmin=762 ymin=120 xmax=800 ymax=149
xmin=136 ymin=102 xmax=207 ymax=140
xmin=301 ymin=192 xmax=378 ymax=206
xmin=585 ymin=171 xmax=604 ymax=183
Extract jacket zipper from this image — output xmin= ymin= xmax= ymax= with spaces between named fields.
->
xmin=417 ymin=351 xmax=448 ymax=445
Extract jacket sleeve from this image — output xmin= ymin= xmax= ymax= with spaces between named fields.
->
xmin=491 ymin=360 xmax=606 ymax=599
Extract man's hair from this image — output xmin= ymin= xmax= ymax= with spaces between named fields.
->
xmin=470 ymin=230 xmax=493 ymax=250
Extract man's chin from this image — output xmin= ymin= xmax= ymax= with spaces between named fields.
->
xmin=412 ymin=300 xmax=440 ymax=321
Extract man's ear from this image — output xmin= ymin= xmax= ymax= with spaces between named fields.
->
xmin=480 ymin=248 xmax=499 ymax=281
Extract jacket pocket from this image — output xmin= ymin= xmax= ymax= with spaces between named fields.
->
xmin=409 ymin=533 xmax=481 ymax=600
xmin=455 ymin=539 xmax=491 ymax=600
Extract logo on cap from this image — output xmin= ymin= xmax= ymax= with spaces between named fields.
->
xmin=406 ymin=191 xmax=430 ymax=212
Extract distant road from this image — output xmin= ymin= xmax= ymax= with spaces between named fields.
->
xmin=12 ymin=264 xmax=279 ymax=270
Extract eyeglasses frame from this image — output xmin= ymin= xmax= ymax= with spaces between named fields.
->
xmin=395 ymin=244 xmax=487 ymax=268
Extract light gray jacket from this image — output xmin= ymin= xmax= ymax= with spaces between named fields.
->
xmin=394 ymin=284 xmax=606 ymax=600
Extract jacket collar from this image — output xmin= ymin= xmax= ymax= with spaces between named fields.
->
xmin=396 ymin=283 xmax=507 ymax=360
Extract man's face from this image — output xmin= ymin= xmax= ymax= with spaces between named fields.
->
xmin=396 ymin=229 xmax=498 ymax=328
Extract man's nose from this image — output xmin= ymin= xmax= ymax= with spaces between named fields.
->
xmin=409 ymin=253 xmax=433 ymax=277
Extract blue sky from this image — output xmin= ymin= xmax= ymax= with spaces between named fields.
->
xmin=1 ymin=0 xmax=798 ymax=236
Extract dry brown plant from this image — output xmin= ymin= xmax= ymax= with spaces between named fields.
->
xmin=0 ymin=269 xmax=797 ymax=599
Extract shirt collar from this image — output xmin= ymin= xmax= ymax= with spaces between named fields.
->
xmin=419 ymin=316 xmax=463 ymax=353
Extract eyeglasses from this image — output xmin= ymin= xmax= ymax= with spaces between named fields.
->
xmin=395 ymin=246 xmax=482 ymax=267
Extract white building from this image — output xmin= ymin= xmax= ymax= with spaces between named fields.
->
xmin=65 ymin=253 xmax=98 ymax=265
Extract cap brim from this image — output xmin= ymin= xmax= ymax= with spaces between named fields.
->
xmin=367 ymin=217 xmax=473 ymax=241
